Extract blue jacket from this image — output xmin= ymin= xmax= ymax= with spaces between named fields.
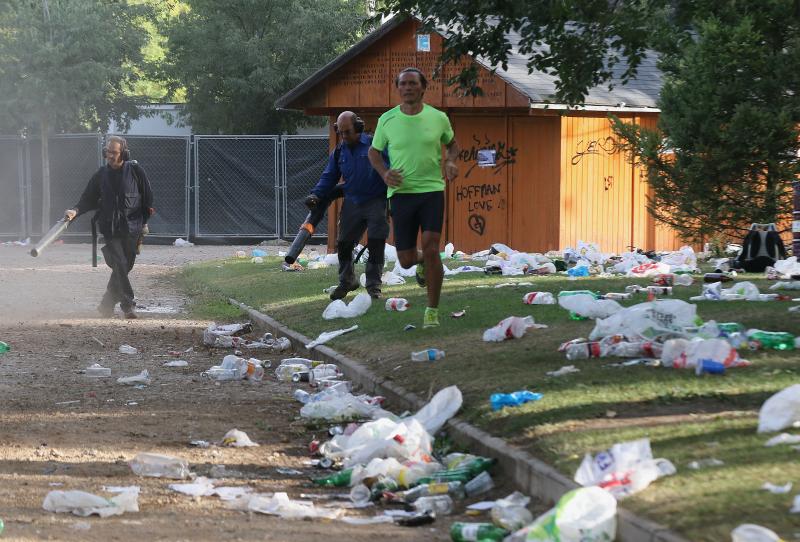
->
xmin=311 ymin=133 xmax=387 ymax=205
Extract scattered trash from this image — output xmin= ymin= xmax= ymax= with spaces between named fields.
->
xmin=116 ymin=370 xmax=151 ymax=386
xmin=589 ymin=299 xmax=698 ymax=340
xmin=450 ymin=309 xmax=466 ymax=318
xmin=505 ymin=486 xmax=616 ymax=542
xmin=43 ymin=488 xmax=139 ymax=517
xmin=203 ymin=355 xmax=263 ymax=381
xmin=491 ymin=491 xmax=533 ymax=531
xmin=322 ymin=292 xmax=372 ymax=320
xmin=163 ymin=360 xmax=189 ymax=367
xmin=305 ymin=325 xmax=359 ymax=349
xmin=385 ymin=298 xmax=409 ymax=311
xmin=761 ymin=482 xmax=792 ymax=494
xmin=174 ymin=238 xmax=194 ymax=247
xmin=574 ymin=438 xmax=676 ymax=499
xmin=276 ymin=468 xmax=303 ymax=476
xmin=411 ymin=349 xmax=445 ymax=362
xmin=118 ymin=344 xmax=138 ymax=355
xmin=129 ymin=453 xmax=190 ymax=479
xmin=490 ymin=391 xmax=542 ymax=411
xmin=404 ymin=324 xmax=416 ymax=331
xmin=451 ymin=522 xmax=509 ymax=542
xmin=731 ymin=524 xmax=783 ymax=542
xmin=764 ymin=433 xmax=800 ymax=447
xmin=84 ymin=363 xmax=111 ymax=377
xmin=758 ymin=384 xmax=800 ymax=433
xmin=465 ymin=470 xmax=494 ymax=497
xmin=169 ymin=477 xmax=216 ymax=497
xmin=522 ymin=291 xmax=555 ymax=305
xmin=483 ymin=315 xmax=546 ymax=342
xmin=221 ymin=429 xmax=259 ymax=447
xmin=546 ymin=365 xmax=580 ymax=377
xmin=687 ymin=458 xmax=724 ymax=470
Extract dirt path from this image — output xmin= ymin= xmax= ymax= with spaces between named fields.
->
xmin=0 ymin=243 xmax=479 ymax=541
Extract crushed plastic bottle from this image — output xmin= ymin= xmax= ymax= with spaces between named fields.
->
xmin=413 ymin=494 xmax=454 ymax=515
xmin=522 ymin=291 xmax=555 ymax=305
xmin=464 ymin=470 xmax=494 ymax=497
xmin=394 ymin=481 xmax=465 ymax=503
xmin=490 ymin=391 xmax=542 ymax=411
xmin=129 ymin=453 xmax=190 ymax=479
xmin=118 ymin=344 xmax=138 ymax=354
xmin=385 ymin=298 xmax=410 ymax=311
xmin=490 ymin=491 xmax=533 ymax=531
xmin=411 ymin=349 xmax=445 ymax=362
xmin=0 ymin=341 xmax=9 ymax=354
xmin=84 ymin=363 xmax=112 ymax=377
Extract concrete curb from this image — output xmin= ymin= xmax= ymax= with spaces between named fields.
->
xmin=231 ymin=298 xmax=692 ymax=542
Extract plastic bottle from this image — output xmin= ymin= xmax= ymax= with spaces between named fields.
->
xmin=396 ymin=481 xmax=465 ymax=503
xmin=349 ymin=483 xmax=371 ymax=506
xmin=558 ymin=290 xmax=600 ymax=299
xmin=84 ymin=363 xmax=112 ymax=377
xmin=275 ymin=363 xmax=309 ymax=381
xmin=294 ymin=389 xmax=311 ymax=404
xmin=653 ymin=273 xmax=675 ymax=286
xmin=464 ymin=470 xmax=494 ymax=497
xmin=602 ymin=292 xmax=632 ymax=300
xmin=129 ymin=453 xmax=190 ymax=479
xmin=717 ymin=322 xmax=745 ymax=334
xmin=385 ymin=298 xmax=410 ymax=311
xmin=312 ymin=468 xmax=353 ymax=487
xmin=746 ymin=330 xmax=795 ymax=350
xmin=309 ymin=364 xmax=340 ymax=385
xmin=450 ymin=522 xmax=509 ymax=542
xmin=489 ymin=391 xmax=543 ymax=411
xmin=695 ymin=359 xmax=726 ymax=375
xmin=646 ymin=285 xmax=673 ymax=296
xmin=565 ymin=342 xmax=604 ymax=360
xmin=411 ymin=349 xmax=445 ymax=362
xmin=522 ymin=291 xmax=555 ymax=305
xmin=0 ymin=341 xmax=9 ymax=354
xmin=413 ymin=494 xmax=454 ymax=515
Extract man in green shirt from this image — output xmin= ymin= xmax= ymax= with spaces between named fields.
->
xmin=368 ymin=67 xmax=459 ymax=328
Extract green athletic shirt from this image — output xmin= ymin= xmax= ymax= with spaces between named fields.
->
xmin=371 ymin=103 xmax=455 ymax=197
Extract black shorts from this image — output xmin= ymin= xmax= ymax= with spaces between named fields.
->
xmin=389 ymin=191 xmax=444 ymax=251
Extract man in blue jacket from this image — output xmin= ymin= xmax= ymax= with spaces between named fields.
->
xmin=306 ymin=111 xmax=388 ymax=300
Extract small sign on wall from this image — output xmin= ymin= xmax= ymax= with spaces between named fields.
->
xmin=416 ymin=34 xmax=430 ymax=52
xmin=477 ymin=149 xmax=497 ymax=167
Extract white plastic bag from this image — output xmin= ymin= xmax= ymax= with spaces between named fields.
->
xmin=506 ymin=486 xmax=616 ymax=542
xmin=410 ymin=385 xmax=463 ymax=434
xmin=574 ymin=438 xmax=676 ymax=499
xmin=558 ymin=294 xmax=622 ymax=319
xmin=731 ymin=524 xmax=783 ymax=542
xmin=221 ymin=428 xmax=259 ymax=447
xmin=43 ymin=488 xmax=139 ymax=517
xmin=169 ymin=477 xmax=216 ymax=497
xmin=758 ymin=384 xmax=800 ymax=433
xmin=116 ymin=369 xmax=151 ymax=385
xmin=661 ymin=338 xmax=743 ymax=369
xmin=590 ymin=300 xmax=698 ymax=340
xmin=305 ymin=325 xmax=358 ymax=349
xmin=483 ymin=316 xmax=546 ymax=342
xmin=322 ymin=292 xmax=372 ymax=319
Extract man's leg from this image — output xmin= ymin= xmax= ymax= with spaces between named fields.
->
xmin=364 ymin=198 xmax=390 ymax=298
xmin=117 ymin=236 xmax=138 ymax=317
xmin=421 ymin=230 xmax=443 ymax=308
xmin=331 ymin=199 xmax=365 ymax=301
xmin=100 ymin=236 xmax=137 ymax=317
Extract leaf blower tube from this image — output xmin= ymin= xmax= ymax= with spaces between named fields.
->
xmin=285 ymin=185 xmax=344 ymax=265
xmin=30 ymin=218 xmax=71 ymax=257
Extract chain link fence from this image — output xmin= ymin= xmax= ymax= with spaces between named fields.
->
xmin=281 ymin=135 xmax=330 ymax=238
xmin=0 ymin=134 xmax=331 ymax=242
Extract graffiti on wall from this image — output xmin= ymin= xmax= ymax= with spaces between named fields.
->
xmin=455 ymin=183 xmax=507 ymax=237
xmin=571 ymin=136 xmax=623 ymax=166
xmin=457 ymin=134 xmax=517 ymax=178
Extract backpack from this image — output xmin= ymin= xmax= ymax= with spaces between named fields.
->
xmin=734 ymin=223 xmax=787 ymax=273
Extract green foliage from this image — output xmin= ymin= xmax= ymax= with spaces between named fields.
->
xmin=0 ymin=0 xmax=153 ymax=134
xmin=159 ymin=0 xmax=368 ymax=134
xmin=613 ymin=1 xmax=800 ymax=242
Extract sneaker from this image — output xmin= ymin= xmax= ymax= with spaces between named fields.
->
xmin=415 ymin=263 xmax=426 ymax=287
xmin=423 ymin=307 xmax=439 ymax=328
xmin=330 ymin=280 xmax=359 ymax=301
xmin=366 ymin=286 xmax=382 ymax=299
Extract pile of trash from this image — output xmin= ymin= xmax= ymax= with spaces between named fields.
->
xmin=203 ymin=322 xmax=291 ymax=351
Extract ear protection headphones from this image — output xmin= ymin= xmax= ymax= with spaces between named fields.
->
xmin=333 ymin=114 xmax=365 ymax=135
xmin=104 ymin=136 xmax=130 ymax=161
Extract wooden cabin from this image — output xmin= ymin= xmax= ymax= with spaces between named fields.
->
xmin=276 ymin=16 xmax=684 ymax=254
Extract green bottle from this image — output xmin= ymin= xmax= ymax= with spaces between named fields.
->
xmin=418 ymin=457 xmax=496 ymax=484
xmin=0 ymin=341 xmax=8 ymax=354
xmin=718 ymin=322 xmax=744 ymax=334
xmin=746 ymin=330 xmax=796 ymax=350
xmin=450 ymin=522 xmax=508 ymax=542
xmin=311 ymin=468 xmax=353 ymax=487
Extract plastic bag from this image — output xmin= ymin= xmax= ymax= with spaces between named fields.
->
xmin=758 ymin=384 xmax=800 ymax=433
xmin=410 ymin=385 xmax=463 ymax=434
xmin=117 ymin=369 xmax=151 ymax=385
xmin=661 ymin=338 xmax=744 ymax=369
xmin=322 ymin=292 xmax=372 ymax=320
xmin=483 ymin=316 xmax=546 ymax=342
xmin=221 ymin=428 xmax=259 ymax=447
xmin=43 ymin=488 xmax=139 ymax=517
xmin=574 ymin=438 xmax=676 ymax=499
xmin=660 ymin=245 xmax=697 ymax=271
xmin=491 ymin=491 xmax=534 ymax=531
xmin=558 ymin=293 xmax=622 ymax=319
xmin=506 ymin=486 xmax=616 ymax=542
xmin=627 ymin=261 xmax=670 ymax=277
xmin=129 ymin=453 xmax=190 ymax=479
xmin=169 ymin=477 xmax=216 ymax=497
xmin=731 ymin=524 xmax=783 ymax=542
xmin=590 ymin=300 xmax=698 ymax=341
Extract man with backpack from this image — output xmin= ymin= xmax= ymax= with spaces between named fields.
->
xmin=65 ymin=136 xmax=153 ymax=319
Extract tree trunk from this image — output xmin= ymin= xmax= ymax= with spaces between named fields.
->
xmin=40 ymin=115 xmax=51 ymax=234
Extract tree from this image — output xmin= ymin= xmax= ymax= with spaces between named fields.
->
xmin=0 ymin=0 xmax=153 ymax=231
xmin=159 ymin=0 xmax=368 ymax=134
xmin=613 ymin=1 xmax=800 ymax=243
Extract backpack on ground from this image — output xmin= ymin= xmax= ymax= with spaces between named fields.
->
xmin=734 ymin=223 xmax=787 ymax=273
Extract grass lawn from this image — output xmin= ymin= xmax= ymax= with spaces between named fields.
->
xmin=180 ymin=254 xmax=800 ymax=541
